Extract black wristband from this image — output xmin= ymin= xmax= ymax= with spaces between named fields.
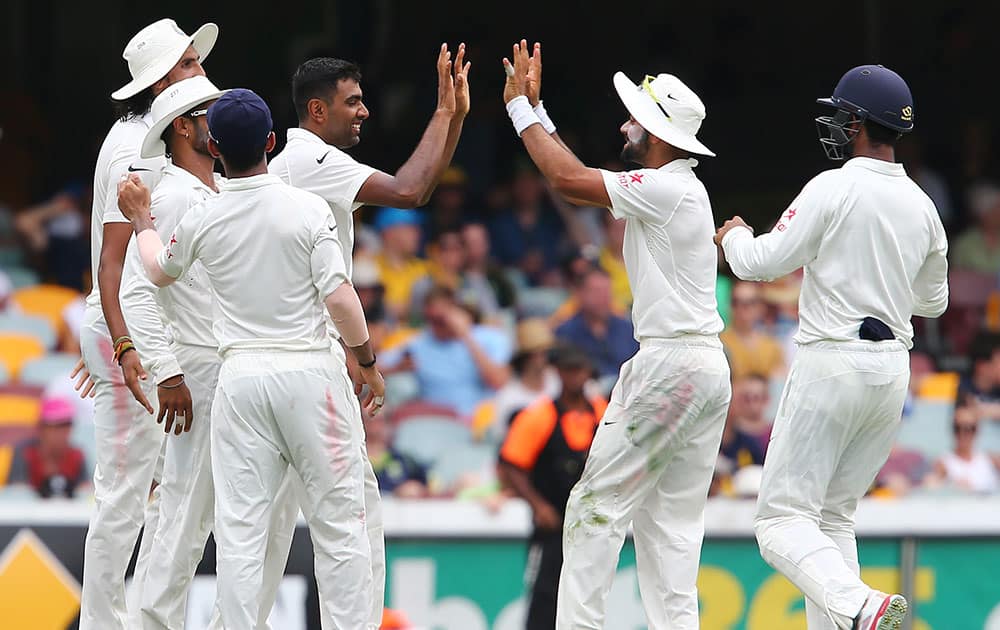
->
xmin=358 ymin=355 xmax=377 ymax=369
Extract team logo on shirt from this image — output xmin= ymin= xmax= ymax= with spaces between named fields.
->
xmin=774 ymin=208 xmax=797 ymax=232
xmin=616 ymin=172 xmax=645 ymax=188
xmin=166 ymin=235 xmax=177 ymax=259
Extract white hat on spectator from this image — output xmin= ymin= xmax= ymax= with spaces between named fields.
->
xmin=352 ymin=256 xmax=382 ymax=289
xmin=112 ymin=18 xmax=218 ymax=100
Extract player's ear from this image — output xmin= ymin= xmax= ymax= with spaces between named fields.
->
xmin=307 ymin=98 xmax=326 ymax=124
xmin=264 ymin=131 xmax=277 ymax=154
xmin=207 ymin=137 xmax=221 ymax=159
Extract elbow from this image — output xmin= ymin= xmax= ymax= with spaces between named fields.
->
xmin=550 ymin=171 xmax=579 ymax=198
xmin=394 ymin=187 xmax=424 ymax=209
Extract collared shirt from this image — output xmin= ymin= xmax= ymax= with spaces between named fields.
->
xmin=86 ymin=113 xmax=166 ymax=310
xmin=599 ymin=159 xmax=724 ymax=341
xmin=120 ymin=164 xmax=221 ymax=383
xmin=722 ymin=157 xmax=950 ymax=348
xmin=268 ymin=128 xmax=378 ymax=278
xmin=158 ymin=174 xmax=348 ymax=355
xmin=554 ymin=313 xmax=639 ymax=378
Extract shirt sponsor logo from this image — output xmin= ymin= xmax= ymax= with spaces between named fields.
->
xmin=774 ymin=207 xmax=796 ymax=232
xmin=316 ymin=151 xmax=331 ymax=164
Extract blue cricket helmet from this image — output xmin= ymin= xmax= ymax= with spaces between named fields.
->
xmin=815 ymin=64 xmax=914 ymax=160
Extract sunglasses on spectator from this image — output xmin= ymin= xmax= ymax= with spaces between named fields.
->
xmin=953 ymin=424 xmax=977 ymax=435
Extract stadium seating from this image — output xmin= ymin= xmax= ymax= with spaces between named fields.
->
xmin=393 ymin=417 xmax=472 ymax=468
xmin=897 ymin=400 xmax=954 ymax=460
xmin=3 ymin=266 xmax=40 ymax=289
xmin=0 ymin=334 xmax=46 ymax=380
xmin=383 ymin=372 xmax=420 ymax=415
xmin=19 ymin=353 xmax=80 ymax=388
xmin=0 ymin=312 xmax=57 ymax=349
xmin=9 ymin=284 xmax=80 ymax=338
xmin=428 ymin=443 xmax=496 ymax=489
xmin=517 ymin=287 xmax=569 ymax=318
xmin=0 ymin=392 xmax=42 ymax=427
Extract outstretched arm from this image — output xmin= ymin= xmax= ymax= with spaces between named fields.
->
xmin=502 ymin=40 xmax=610 ymax=208
xmin=355 ymin=43 xmax=463 ymax=208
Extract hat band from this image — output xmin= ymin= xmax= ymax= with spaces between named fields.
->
xmin=640 ymin=75 xmax=672 ymax=121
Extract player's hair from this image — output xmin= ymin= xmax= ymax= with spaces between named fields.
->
xmin=112 ymin=87 xmax=156 ymax=122
xmin=863 ymin=119 xmax=901 ymax=147
xmin=292 ymin=58 xmax=363 ymax=121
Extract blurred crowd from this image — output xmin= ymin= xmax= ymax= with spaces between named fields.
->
xmin=2 ymin=156 xmax=1000 ymax=504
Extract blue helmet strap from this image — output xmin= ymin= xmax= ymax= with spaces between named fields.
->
xmin=815 ymin=109 xmax=861 ymax=161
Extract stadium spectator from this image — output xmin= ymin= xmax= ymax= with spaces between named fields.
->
xmin=554 ymin=268 xmax=638 ymax=380
xmin=729 ymin=374 xmax=773 ymax=449
xmin=383 ymin=286 xmax=512 ymax=417
xmin=366 ymin=410 xmax=429 ymax=499
xmin=487 ymin=318 xmax=561 ymax=444
xmin=719 ymin=381 xmax=766 ymax=472
xmin=952 ymin=182 xmax=1000 ymax=273
xmin=498 ymin=345 xmax=606 ymax=630
xmin=424 ymin=165 xmax=474 ymax=239
xmin=460 ymin=221 xmax=516 ymax=317
xmin=13 ymin=184 xmax=90 ymax=290
xmin=762 ymin=272 xmax=802 ymax=365
xmin=958 ymin=333 xmax=1000 ymax=419
xmin=353 ymin=256 xmax=392 ymax=351
xmin=924 ymin=404 xmax=1000 ymax=494
xmin=409 ymin=228 xmax=503 ymax=324
xmin=597 ymin=212 xmax=632 ymax=311
xmin=374 ymin=207 xmax=429 ymax=320
xmin=720 ymin=281 xmax=785 ymax=380
xmin=0 ymin=269 xmax=12 ymax=312
xmin=7 ymin=397 xmax=89 ymax=498
xmin=488 ymin=166 xmax=566 ymax=285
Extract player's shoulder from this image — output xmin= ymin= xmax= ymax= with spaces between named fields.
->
xmin=270 ymin=179 xmax=331 ymax=215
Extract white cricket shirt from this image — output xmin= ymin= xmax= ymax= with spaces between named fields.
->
xmin=722 ymin=157 xmax=949 ymax=349
xmin=158 ymin=174 xmax=348 ymax=355
xmin=87 ymin=113 xmax=166 ymax=310
xmin=599 ymin=159 xmax=724 ymax=340
xmin=120 ymin=164 xmax=221 ymax=383
xmin=268 ymin=128 xmax=378 ymax=277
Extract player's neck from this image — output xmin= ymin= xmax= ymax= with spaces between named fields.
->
xmin=849 ymin=137 xmax=896 ymax=163
xmin=173 ymin=151 xmax=218 ymax=192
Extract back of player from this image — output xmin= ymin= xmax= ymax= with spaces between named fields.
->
xmin=719 ymin=65 xmax=948 ymax=630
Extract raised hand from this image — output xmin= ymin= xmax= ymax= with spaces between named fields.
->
xmin=436 ymin=43 xmax=457 ymax=116
xmin=526 ymin=42 xmax=542 ymax=107
xmin=454 ymin=43 xmax=472 ymax=118
xmin=117 ymin=174 xmax=151 ymax=221
xmin=502 ymin=39 xmax=531 ymax=104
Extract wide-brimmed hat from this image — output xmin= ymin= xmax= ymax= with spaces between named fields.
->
xmin=141 ymin=76 xmax=227 ymax=158
xmin=613 ymin=71 xmax=715 ymax=157
xmin=515 ymin=318 xmax=556 ymax=355
xmin=112 ymin=19 xmax=218 ymax=101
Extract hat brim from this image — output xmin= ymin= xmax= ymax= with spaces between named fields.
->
xmin=613 ymin=72 xmax=715 ymax=157
xmin=112 ymin=23 xmax=219 ymax=101
xmin=140 ymin=88 xmax=228 ymax=158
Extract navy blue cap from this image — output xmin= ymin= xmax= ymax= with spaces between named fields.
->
xmin=207 ymin=89 xmax=273 ymax=155
xmin=817 ymin=65 xmax=914 ymax=133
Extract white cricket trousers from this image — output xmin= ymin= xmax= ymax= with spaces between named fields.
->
xmin=260 ymin=340 xmax=386 ymax=630
xmin=753 ymin=341 xmax=909 ymax=630
xmin=79 ymin=305 xmax=164 ymax=630
xmin=140 ymin=343 xmax=220 ymax=629
xmin=211 ymin=349 xmax=372 ymax=630
xmin=556 ymin=336 xmax=731 ymax=630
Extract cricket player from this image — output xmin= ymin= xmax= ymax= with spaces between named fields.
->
xmin=117 ymin=88 xmax=386 ymax=629
xmin=267 ymin=43 xmax=470 ymax=626
xmin=116 ymin=75 xmax=226 ymax=630
xmin=502 ymin=41 xmax=731 ymax=629
xmin=715 ymin=65 xmax=949 ymax=630
xmin=78 ymin=19 xmax=217 ymax=630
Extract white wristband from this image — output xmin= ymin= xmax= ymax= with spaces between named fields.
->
xmin=506 ymin=96 xmax=541 ymax=137
xmin=534 ymin=101 xmax=556 ymax=134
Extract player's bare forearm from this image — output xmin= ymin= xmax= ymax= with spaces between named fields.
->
xmin=394 ymin=110 xmax=454 ymax=206
xmin=99 ymin=222 xmax=135 ymax=342
xmin=521 ymin=125 xmax=610 ymax=207
xmin=347 ymin=339 xmax=376 ymax=369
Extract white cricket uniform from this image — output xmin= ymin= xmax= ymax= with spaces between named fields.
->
xmin=118 ymin=163 xmax=221 ymax=630
xmin=158 ymin=173 xmax=371 ymax=629
xmin=269 ymin=127 xmax=386 ymax=629
xmin=79 ymin=113 xmax=166 ymax=630
xmin=556 ymin=159 xmax=731 ymax=630
xmin=722 ymin=157 xmax=949 ymax=630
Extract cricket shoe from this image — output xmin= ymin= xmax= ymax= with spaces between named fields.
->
xmin=854 ymin=591 xmax=908 ymax=630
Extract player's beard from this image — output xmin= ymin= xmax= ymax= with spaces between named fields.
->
xmin=621 ymin=126 xmax=650 ymax=165
xmin=192 ymin=124 xmax=212 ymax=157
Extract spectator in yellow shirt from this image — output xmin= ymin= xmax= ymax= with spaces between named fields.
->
xmin=720 ymin=281 xmax=785 ymax=380
xmin=374 ymin=207 xmax=428 ymax=321
xmin=598 ymin=212 xmax=632 ymax=310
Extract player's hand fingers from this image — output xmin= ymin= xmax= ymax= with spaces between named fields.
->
xmin=454 ymin=43 xmax=465 ymax=80
xmin=362 ymin=389 xmax=375 ymax=413
xmin=156 ymin=398 xmax=167 ymax=425
xmin=183 ymin=398 xmax=194 ymax=433
xmin=70 ymin=358 xmax=85 ymax=380
xmin=175 ymin=407 xmax=184 ymax=435
xmin=128 ymin=377 xmax=153 ymax=414
xmin=354 ymin=380 xmax=364 ymax=397
xmin=81 ymin=377 xmax=97 ymax=399
xmin=163 ymin=406 xmax=176 ymax=435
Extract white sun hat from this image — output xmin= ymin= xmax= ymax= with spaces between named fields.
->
xmin=112 ymin=18 xmax=219 ymax=101
xmin=141 ymin=76 xmax=227 ymax=158
xmin=613 ymin=71 xmax=715 ymax=157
